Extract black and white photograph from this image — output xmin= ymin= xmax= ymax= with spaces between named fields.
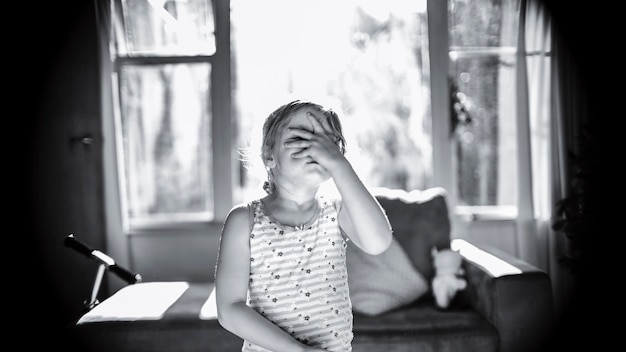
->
xmin=23 ymin=0 xmax=607 ymax=351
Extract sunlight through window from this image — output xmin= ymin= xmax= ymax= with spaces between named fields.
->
xmin=232 ymin=0 xmax=432 ymax=202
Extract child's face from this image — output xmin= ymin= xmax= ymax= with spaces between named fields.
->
xmin=268 ymin=107 xmax=331 ymax=187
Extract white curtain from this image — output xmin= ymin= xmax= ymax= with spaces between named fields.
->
xmin=517 ymin=0 xmax=586 ymax=320
xmin=516 ymin=0 xmax=552 ymax=268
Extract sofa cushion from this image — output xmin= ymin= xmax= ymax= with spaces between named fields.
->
xmin=347 ymin=237 xmax=429 ymax=316
xmin=372 ymin=187 xmax=451 ymax=280
xmin=352 ymin=296 xmax=498 ymax=352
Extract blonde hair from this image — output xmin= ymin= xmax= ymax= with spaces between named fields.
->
xmin=247 ymin=99 xmax=347 ymax=194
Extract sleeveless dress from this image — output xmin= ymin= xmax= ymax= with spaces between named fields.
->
xmin=242 ymin=196 xmax=353 ymax=352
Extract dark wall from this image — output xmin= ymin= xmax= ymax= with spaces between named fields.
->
xmin=24 ymin=1 xmax=105 ymax=349
xmin=539 ymin=1 xmax=609 ymax=351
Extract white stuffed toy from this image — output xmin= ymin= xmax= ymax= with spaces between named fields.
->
xmin=431 ymin=247 xmax=467 ymax=309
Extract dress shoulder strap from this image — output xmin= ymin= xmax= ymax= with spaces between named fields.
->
xmin=247 ymin=200 xmax=256 ymax=233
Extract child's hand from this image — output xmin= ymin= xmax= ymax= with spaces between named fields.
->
xmin=284 ymin=112 xmax=346 ymax=170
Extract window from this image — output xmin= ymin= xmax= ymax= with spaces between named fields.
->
xmin=106 ymin=0 xmax=522 ymax=234
xmin=109 ymin=0 xmax=230 ymax=229
xmin=233 ymin=0 xmax=520 ymax=219
xmin=232 ymin=0 xmax=433 ymax=201
xmin=448 ymin=0 xmax=519 ymax=213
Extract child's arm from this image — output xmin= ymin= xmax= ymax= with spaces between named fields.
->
xmin=287 ymin=114 xmax=393 ymax=255
xmin=332 ymin=163 xmax=392 ymax=255
xmin=214 ymin=205 xmax=325 ymax=352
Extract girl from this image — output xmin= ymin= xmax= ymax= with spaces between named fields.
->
xmin=214 ymin=99 xmax=392 ymax=352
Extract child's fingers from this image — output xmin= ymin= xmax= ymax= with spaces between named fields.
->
xmin=290 ymin=148 xmax=310 ymax=159
xmin=306 ymin=113 xmax=341 ymax=148
xmin=319 ymin=116 xmax=334 ymax=135
xmin=306 ymin=112 xmax=332 ymax=136
xmin=284 ymin=139 xmax=311 ymax=149
xmin=286 ymin=127 xmax=313 ymax=139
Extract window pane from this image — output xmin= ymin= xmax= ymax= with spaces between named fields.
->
xmin=450 ymin=54 xmax=517 ymax=206
xmin=449 ymin=0 xmax=518 ymax=48
xmin=120 ymin=0 xmax=215 ymax=56
xmin=118 ymin=63 xmax=213 ymax=223
xmin=448 ymin=0 xmax=519 ymax=207
xmin=232 ymin=0 xmax=431 ymax=201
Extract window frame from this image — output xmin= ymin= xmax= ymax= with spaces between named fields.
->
xmin=427 ymin=0 xmax=456 ymax=210
xmin=102 ymin=0 xmax=233 ymax=238
xmin=430 ymin=0 xmax=521 ymax=223
xmin=101 ymin=0 xmax=518 ymax=242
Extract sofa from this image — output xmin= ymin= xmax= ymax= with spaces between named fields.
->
xmin=66 ymin=187 xmax=554 ymax=352
xmin=347 ymin=187 xmax=554 ymax=352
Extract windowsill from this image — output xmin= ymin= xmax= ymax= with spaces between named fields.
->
xmin=454 ymin=205 xmax=517 ymax=222
xmin=127 ymin=213 xmax=221 ymax=233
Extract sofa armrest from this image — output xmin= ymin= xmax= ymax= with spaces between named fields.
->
xmin=452 ymin=239 xmax=554 ymax=352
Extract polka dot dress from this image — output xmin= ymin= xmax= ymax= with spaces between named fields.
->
xmin=242 ymin=197 xmax=353 ymax=352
